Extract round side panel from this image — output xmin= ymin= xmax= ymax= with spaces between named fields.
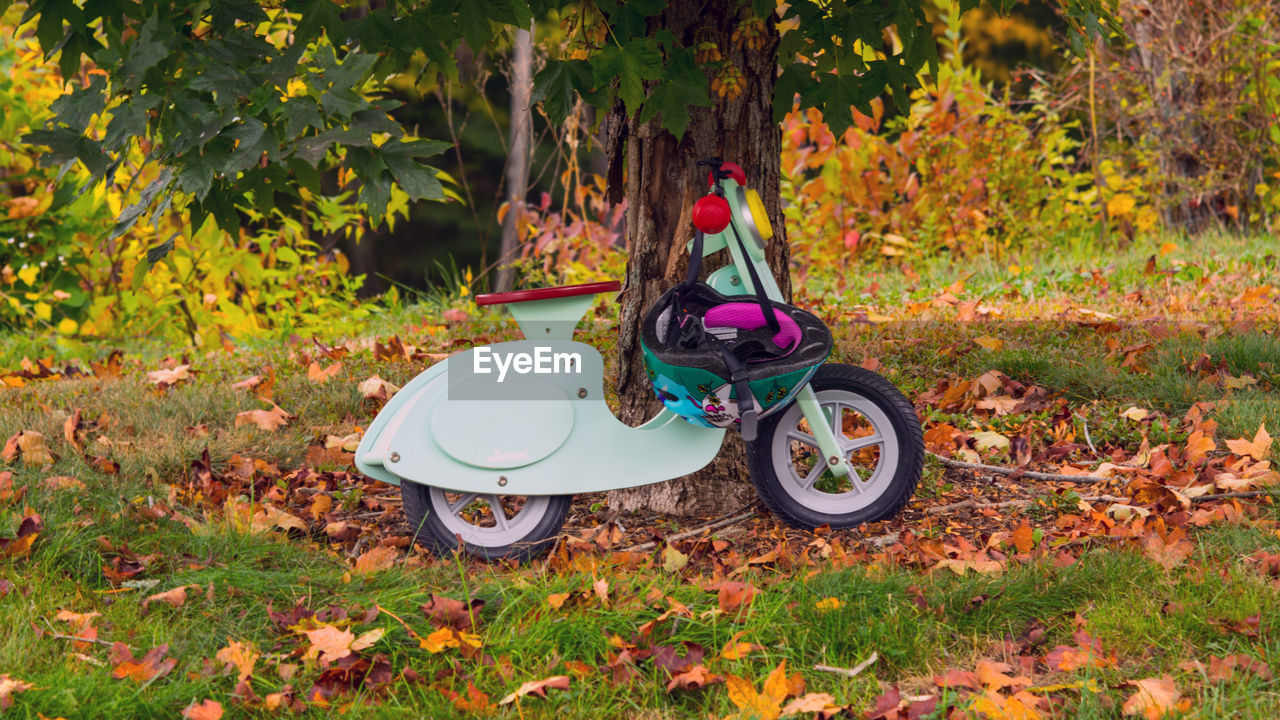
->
xmin=429 ymin=381 xmax=574 ymax=469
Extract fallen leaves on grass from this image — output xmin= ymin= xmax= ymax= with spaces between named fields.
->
xmin=353 ymin=545 xmax=398 ymax=574
xmin=307 ymin=361 xmax=343 ymax=383
xmin=725 ymin=660 xmax=803 ymax=720
xmin=142 ymin=584 xmax=196 ymax=610
xmin=3 ymin=431 xmax=54 ymax=467
xmin=441 ymin=681 xmax=496 ymax=715
xmin=357 ymin=375 xmax=400 ymax=404
xmin=110 ymin=643 xmax=177 ymax=683
xmin=1226 ymin=424 xmax=1272 ymax=461
xmin=0 ymin=675 xmax=33 ymax=710
xmin=216 ymin=640 xmax=260 ymax=682
xmin=712 ymin=581 xmax=759 ymax=613
xmin=0 ymin=511 xmax=43 ymax=560
xmin=182 ymin=699 xmax=223 ymax=720
xmin=147 ymin=364 xmax=192 ymax=388
xmin=1122 ymin=676 xmax=1185 ymax=719
xmin=234 ymin=404 xmax=291 ymax=432
xmin=499 ymin=675 xmax=569 ymax=705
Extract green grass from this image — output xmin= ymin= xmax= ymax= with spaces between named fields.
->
xmin=3 ymin=232 xmax=1280 ymax=718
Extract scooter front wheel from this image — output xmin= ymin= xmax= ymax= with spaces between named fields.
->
xmin=746 ymin=363 xmax=923 ymax=529
xmin=401 ymin=483 xmax=571 ymax=562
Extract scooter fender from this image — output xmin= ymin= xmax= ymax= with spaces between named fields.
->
xmin=357 ymin=339 xmax=726 ymax=495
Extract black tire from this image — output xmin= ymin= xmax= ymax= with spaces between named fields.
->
xmin=401 ymin=482 xmax=572 ymax=563
xmin=747 ymin=363 xmax=923 ymax=529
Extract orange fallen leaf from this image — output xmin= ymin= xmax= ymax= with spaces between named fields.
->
xmin=1185 ymin=430 xmax=1216 ymax=466
xmin=780 ymin=692 xmax=836 ymax=715
xmin=720 ymin=630 xmax=761 ymax=660
xmin=307 ymin=361 xmax=343 ymax=384
xmin=1226 ymin=424 xmax=1271 ymax=461
xmin=216 ymin=640 xmax=260 ymax=682
xmin=666 ymin=664 xmax=723 ymax=692
xmin=182 ymin=699 xmax=223 ymax=720
xmin=354 ymin=545 xmax=398 ymax=574
xmin=0 ymin=512 xmax=43 ymax=560
xmin=3 ymin=431 xmax=54 ymax=467
xmin=142 ymin=585 xmax=195 ymax=609
xmin=42 ymin=476 xmax=85 ymax=491
xmin=302 ymin=625 xmax=355 ymax=665
xmin=714 ymin=581 xmax=759 ymax=613
xmin=1122 ymin=676 xmax=1182 ymax=719
xmin=499 ymin=675 xmax=569 ymax=705
xmin=0 ymin=674 xmax=33 ymax=709
xmin=234 ymin=405 xmax=291 ymax=432
xmin=441 ymin=681 xmax=496 ymax=716
xmin=546 ymin=593 xmax=570 ymax=609
xmin=110 ymin=643 xmax=177 ymax=683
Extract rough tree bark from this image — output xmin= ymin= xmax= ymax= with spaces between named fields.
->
xmin=496 ymin=22 xmax=534 ymax=293
xmin=604 ymin=3 xmax=787 ymax=517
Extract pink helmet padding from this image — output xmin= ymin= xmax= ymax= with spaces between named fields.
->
xmin=703 ymin=303 xmax=802 ymax=350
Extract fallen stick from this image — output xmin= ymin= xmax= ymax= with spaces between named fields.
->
xmin=815 ymin=651 xmax=878 ymax=678
xmin=41 ymin=619 xmax=124 ymax=649
xmin=925 ymin=495 xmax=1128 ymax=515
xmin=622 ymin=508 xmax=756 ymax=553
xmin=929 ymin=451 xmax=1114 ymax=484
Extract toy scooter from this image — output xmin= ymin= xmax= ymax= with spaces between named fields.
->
xmin=355 ymin=161 xmax=924 ymax=560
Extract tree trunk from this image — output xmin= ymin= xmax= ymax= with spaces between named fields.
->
xmin=605 ymin=4 xmax=787 ymax=517
xmin=495 ymin=22 xmax=534 ymax=293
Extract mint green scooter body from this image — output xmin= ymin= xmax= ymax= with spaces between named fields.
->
xmin=354 ymin=177 xmax=850 ymax=494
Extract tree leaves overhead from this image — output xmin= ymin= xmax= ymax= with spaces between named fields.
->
xmin=16 ymin=0 xmax=1116 ymax=239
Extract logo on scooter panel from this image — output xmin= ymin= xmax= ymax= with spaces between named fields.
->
xmin=472 ymin=346 xmax=582 ymax=382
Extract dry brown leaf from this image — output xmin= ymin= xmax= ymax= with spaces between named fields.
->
xmin=0 ymin=675 xmax=33 ymax=710
xmin=110 ymin=643 xmax=178 ymax=683
xmin=354 ymin=545 xmax=398 ymax=574
xmin=499 ymin=675 xmax=570 ymax=705
xmin=42 ymin=476 xmax=85 ymax=491
xmin=3 ymin=431 xmax=54 ymax=467
xmin=780 ymin=692 xmax=835 ymax=715
xmin=147 ymin=365 xmax=192 ymax=388
xmin=234 ymin=405 xmax=291 ymax=432
xmin=306 ymin=361 xmax=343 ymax=384
xmin=182 ymin=699 xmax=223 ymax=720
xmin=1122 ymin=676 xmax=1182 ymax=719
xmin=143 ymin=585 xmax=195 ymax=609
xmin=1226 ymin=424 xmax=1272 ymax=461
xmin=302 ymin=625 xmax=355 ymax=665
xmin=357 ymin=375 xmax=400 ymax=403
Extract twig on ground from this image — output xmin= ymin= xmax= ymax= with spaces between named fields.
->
xmin=1075 ymin=412 xmax=1098 ymax=457
xmin=1194 ymin=491 xmax=1273 ymax=502
xmin=42 ymin=619 xmax=124 ymax=649
xmin=929 ymin=451 xmax=1114 ymax=484
xmin=815 ymin=651 xmax=878 ymax=678
xmin=622 ymin=507 xmax=756 ymax=553
xmin=925 ymin=495 xmax=1129 ymax=515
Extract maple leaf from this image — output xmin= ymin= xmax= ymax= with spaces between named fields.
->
xmin=713 ymin=581 xmax=760 ymax=613
xmin=302 ymin=625 xmax=356 ymax=665
xmin=0 ymin=675 xmax=33 ymax=710
xmin=720 ymin=630 xmax=761 ymax=660
xmin=307 ymin=360 xmax=343 ymax=383
xmin=441 ymin=681 xmax=496 ymax=716
xmin=498 ymin=675 xmax=569 ymax=705
xmin=182 ymin=699 xmax=223 ymax=720
xmin=662 ymin=544 xmax=689 ymax=572
xmin=1141 ymin=520 xmax=1193 ymax=571
xmin=110 ymin=643 xmax=178 ymax=683
xmin=1185 ymin=430 xmax=1216 ymax=466
xmin=234 ymin=404 xmax=291 ymax=432
xmin=421 ymin=626 xmax=483 ymax=653
xmin=780 ymin=692 xmax=836 ymax=715
xmin=216 ymin=640 xmax=260 ymax=682
xmin=665 ymin=664 xmax=723 ymax=692
xmin=546 ymin=592 xmax=570 ymax=609
xmin=353 ymin=545 xmax=398 ymax=574
xmin=1122 ymin=676 xmax=1183 ymax=719
xmin=250 ymin=504 xmax=307 ymax=534
xmin=1225 ymin=424 xmax=1272 ymax=460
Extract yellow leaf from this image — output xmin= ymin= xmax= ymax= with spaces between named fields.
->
xmin=973 ymin=337 xmax=1004 ymax=351
xmin=302 ymin=625 xmax=355 ymax=664
xmin=815 ymin=597 xmax=842 ymax=611
xmin=215 ymin=641 xmax=259 ymax=682
xmin=1107 ymin=193 xmax=1137 ymax=217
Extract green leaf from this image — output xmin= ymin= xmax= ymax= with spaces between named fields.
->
xmin=591 ymin=39 xmax=663 ymax=117
xmin=50 ymin=74 xmax=107 ymax=132
xmin=638 ymin=48 xmax=709 ymax=139
xmin=383 ymin=152 xmax=443 ymax=201
xmin=531 ymin=59 xmax=596 ymax=125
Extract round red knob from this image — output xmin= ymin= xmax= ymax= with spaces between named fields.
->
xmin=692 ymin=194 xmax=732 ymax=234
xmin=707 ymin=161 xmax=747 ymax=187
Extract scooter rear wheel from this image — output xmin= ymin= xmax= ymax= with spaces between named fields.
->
xmin=746 ymin=363 xmax=923 ymax=529
xmin=401 ymin=482 xmax=571 ymax=562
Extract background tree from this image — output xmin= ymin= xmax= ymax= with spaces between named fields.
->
xmin=8 ymin=0 xmax=1115 ymax=513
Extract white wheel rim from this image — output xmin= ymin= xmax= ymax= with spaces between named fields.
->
xmin=769 ymin=388 xmax=901 ymax=514
xmin=426 ymin=489 xmax=553 ymax=547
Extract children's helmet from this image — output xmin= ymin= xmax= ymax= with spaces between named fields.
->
xmin=640 ymin=162 xmax=832 ymax=440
